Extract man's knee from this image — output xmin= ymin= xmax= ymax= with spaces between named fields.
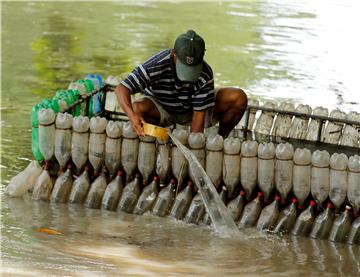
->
xmin=216 ymin=87 xmax=247 ymax=112
xmin=133 ymin=99 xmax=153 ymax=116
xmin=232 ymin=88 xmax=247 ymax=110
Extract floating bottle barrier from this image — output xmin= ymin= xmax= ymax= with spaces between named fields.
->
xmin=271 ymin=102 xmax=294 ymax=138
xmin=241 ymin=141 xmax=258 ymax=200
xmin=205 ymin=134 xmax=224 ymax=189
xmin=138 ymin=135 xmax=156 ymax=185
xmin=275 ymin=143 xmax=294 ymax=202
xmin=257 ymin=142 xmax=275 ymax=202
xmin=54 ymin=113 xmax=73 ymax=169
xmin=188 ymin=132 xmax=206 ymax=183
xmin=38 ymin=108 xmax=56 ymax=161
xmin=288 ymin=104 xmax=312 ymax=140
xmin=254 ymin=101 xmax=276 ymax=135
xmin=105 ymin=121 xmax=122 ymax=177
xmin=322 ymin=109 xmax=346 ymax=144
xmin=306 ymin=106 xmax=328 ymax=141
xmin=222 ymin=137 xmax=241 ymax=199
xmin=329 ymin=153 xmax=348 ymax=209
xmin=71 ymin=116 xmax=90 ymax=174
xmin=311 ymin=150 xmax=330 ymax=206
xmin=171 ymin=128 xmax=189 ymax=186
xmin=293 ymin=148 xmax=311 ymax=207
xmin=89 ymin=116 xmax=107 ymax=175
xmin=121 ymin=122 xmax=139 ymax=182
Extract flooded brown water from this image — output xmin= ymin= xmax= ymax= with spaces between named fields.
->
xmin=1 ymin=1 xmax=360 ymax=276
xmin=2 ymin=195 xmax=359 ymax=276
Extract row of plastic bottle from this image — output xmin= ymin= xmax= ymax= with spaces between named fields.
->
xmin=29 ymin=165 xmax=359 ymax=245
xmin=246 ymin=99 xmax=360 ymax=147
xmin=31 ymin=74 xmax=104 ymax=161
xmin=30 ymin=115 xmax=360 ymax=216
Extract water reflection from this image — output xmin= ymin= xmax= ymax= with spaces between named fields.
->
xmin=2 ymin=195 xmax=359 ymax=276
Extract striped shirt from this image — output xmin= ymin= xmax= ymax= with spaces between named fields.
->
xmin=121 ymin=49 xmax=215 ymax=114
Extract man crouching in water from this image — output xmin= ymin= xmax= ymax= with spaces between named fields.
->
xmin=115 ymin=29 xmax=247 ymax=138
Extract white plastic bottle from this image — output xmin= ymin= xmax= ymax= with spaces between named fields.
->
xmin=38 ymin=108 xmax=56 ymax=161
xmin=329 ymin=153 xmax=348 ymax=209
xmin=311 ymin=150 xmax=330 ymax=205
xmin=84 ymin=170 xmax=107 ymax=209
xmin=322 ymin=109 xmax=346 ymax=144
xmin=258 ymin=142 xmax=275 ymax=202
xmin=105 ymin=121 xmax=122 ymax=177
xmin=156 ymin=136 xmax=171 ymax=184
xmin=288 ymin=104 xmax=312 ymax=140
xmin=121 ymin=121 xmax=139 ymax=181
xmin=339 ymin=111 xmax=360 ymax=147
xmin=171 ymin=129 xmax=189 ymax=185
xmin=347 ymin=155 xmax=360 ymax=215
xmin=6 ymin=161 xmax=42 ymax=197
xmin=241 ymin=140 xmax=258 ymax=199
xmin=188 ymin=132 xmax=206 ymax=183
xmin=138 ymin=135 xmax=156 ymax=184
xmin=89 ymin=116 xmax=107 ymax=174
xmin=71 ymin=116 xmax=90 ymax=174
xmin=55 ymin=112 xmax=73 ymax=169
xmin=247 ymin=98 xmax=259 ymax=131
xmin=254 ymin=101 xmax=276 ymax=135
xmin=275 ymin=143 xmax=294 ymax=202
xmin=306 ymin=107 xmax=328 ymax=141
xmin=222 ymin=137 xmax=241 ymax=199
xmin=205 ymin=134 xmax=224 ymax=189
xmin=271 ymin=102 xmax=295 ymax=138
xmin=293 ymin=148 xmax=312 ymax=206
xmin=32 ymin=163 xmax=53 ymax=201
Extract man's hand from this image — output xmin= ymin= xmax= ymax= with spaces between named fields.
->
xmin=129 ymin=113 xmax=145 ymax=137
xmin=115 ymin=84 xmax=145 ymax=137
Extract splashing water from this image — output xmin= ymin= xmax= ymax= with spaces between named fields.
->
xmin=169 ymin=134 xmax=240 ymax=237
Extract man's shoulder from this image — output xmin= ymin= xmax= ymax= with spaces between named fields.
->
xmin=143 ymin=49 xmax=172 ymax=67
xmin=201 ymin=60 xmax=213 ymax=80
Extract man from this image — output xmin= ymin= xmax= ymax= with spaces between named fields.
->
xmin=115 ymin=29 xmax=247 ymax=137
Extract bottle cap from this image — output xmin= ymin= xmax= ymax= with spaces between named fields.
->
xmin=327 ymin=202 xmax=333 ymax=209
xmin=292 ymin=198 xmax=298 ymax=204
xmin=275 ymin=195 xmax=281 ymax=201
xmin=153 ymin=175 xmax=159 ymax=181
xmin=257 ymin=191 xmax=263 ymax=197
xmin=309 ymin=201 xmax=316 ymax=207
xmin=240 ymin=190 xmax=246 ymax=196
xmin=117 ymin=170 xmax=123 ymax=177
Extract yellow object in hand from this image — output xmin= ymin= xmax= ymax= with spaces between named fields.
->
xmin=142 ymin=122 xmax=169 ymax=140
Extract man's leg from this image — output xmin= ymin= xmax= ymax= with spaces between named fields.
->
xmin=132 ymin=98 xmax=161 ymax=125
xmin=214 ymin=87 xmax=248 ymax=137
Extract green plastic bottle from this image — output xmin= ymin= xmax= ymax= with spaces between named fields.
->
xmin=69 ymin=89 xmax=81 ymax=116
xmin=32 ymin=127 xmax=44 ymax=161
xmin=31 ymin=104 xmax=41 ymax=127
xmin=83 ymin=79 xmax=94 ymax=93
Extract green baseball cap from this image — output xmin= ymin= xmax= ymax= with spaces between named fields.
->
xmin=174 ymin=30 xmax=205 ymax=82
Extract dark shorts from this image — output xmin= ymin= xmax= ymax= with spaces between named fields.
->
xmin=134 ymin=92 xmax=219 ymax=128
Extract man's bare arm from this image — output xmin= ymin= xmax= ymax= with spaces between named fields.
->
xmin=191 ymin=111 xmax=205 ymax=133
xmin=115 ymin=84 xmax=145 ymax=136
